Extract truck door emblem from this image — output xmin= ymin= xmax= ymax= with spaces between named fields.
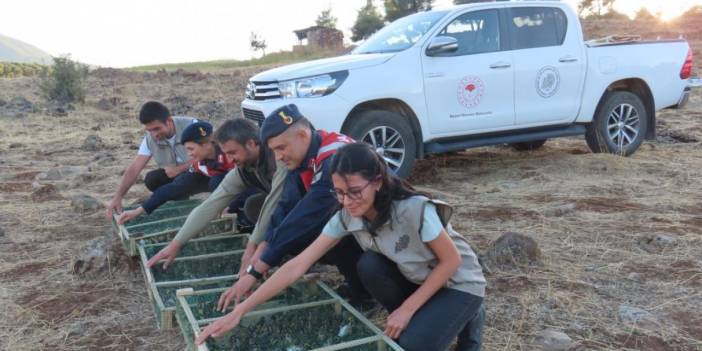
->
xmin=457 ymin=76 xmax=485 ymax=108
xmin=536 ymin=66 xmax=560 ymax=98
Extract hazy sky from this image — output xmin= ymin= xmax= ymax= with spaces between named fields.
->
xmin=1 ymin=0 xmax=699 ymax=68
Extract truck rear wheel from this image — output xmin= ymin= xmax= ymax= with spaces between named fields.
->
xmin=345 ymin=110 xmax=417 ymax=178
xmin=510 ymin=139 xmax=547 ymax=151
xmin=586 ymin=91 xmax=648 ymax=156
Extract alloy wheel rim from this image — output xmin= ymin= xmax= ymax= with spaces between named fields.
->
xmin=607 ymin=103 xmax=640 ymax=149
xmin=362 ymin=126 xmax=406 ymax=172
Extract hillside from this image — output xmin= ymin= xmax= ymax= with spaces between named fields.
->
xmin=0 ymin=34 xmax=52 ymax=64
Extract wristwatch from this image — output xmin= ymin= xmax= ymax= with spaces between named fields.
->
xmin=246 ymin=264 xmax=263 ymax=280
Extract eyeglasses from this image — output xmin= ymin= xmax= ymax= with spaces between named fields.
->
xmin=330 ymin=181 xmax=374 ymax=202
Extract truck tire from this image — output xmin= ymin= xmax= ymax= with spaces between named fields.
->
xmin=510 ymin=139 xmax=547 ymax=151
xmin=345 ymin=110 xmax=417 ymax=178
xmin=586 ymin=91 xmax=648 ymax=156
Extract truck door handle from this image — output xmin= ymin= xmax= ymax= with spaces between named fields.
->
xmin=489 ymin=62 xmax=511 ymax=69
xmin=559 ymin=56 xmax=578 ymax=63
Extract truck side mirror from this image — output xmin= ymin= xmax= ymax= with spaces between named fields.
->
xmin=426 ymin=36 xmax=459 ymax=56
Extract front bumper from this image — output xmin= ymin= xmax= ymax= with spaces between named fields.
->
xmin=240 ymin=95 xmax=352 ymax=132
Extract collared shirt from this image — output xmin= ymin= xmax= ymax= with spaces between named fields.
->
xmin=260 ymin=130 xmax=347 ymax=267
xmin=190 ymin=144 xmax=236 ymax=177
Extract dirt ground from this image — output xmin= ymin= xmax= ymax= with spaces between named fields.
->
xmin=1 ymin=22 xmax=702 ymax=351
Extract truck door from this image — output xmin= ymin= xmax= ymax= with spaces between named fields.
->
xmin=421 ymin=8 xmax=515 ymax=135
xmin=508 ymin=6 xmax=586 ymax=126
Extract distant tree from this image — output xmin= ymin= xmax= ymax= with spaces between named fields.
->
xmin=40 ymin=55 xmax=87 ymax=103
xmin=682 ymin=5 xmax=702 ymax=17
xmin=352 ymin=0 xmax=385 ymax=41
xmin=579 ymin=0 xmax=615 ymax=18
xmin=249 ymin=32 xmax=267 ymax=57
xmin=634 ymin=8 xmax=656 ymax=20
xmin=384 ymin=0 xmax=434 ymax=22
xmin=316 ymin=8 xmax=338 ymax=29
xmin=600 ymin=9 xmax=630 ymax=20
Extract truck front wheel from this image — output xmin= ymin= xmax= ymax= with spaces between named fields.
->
xmin=586 ymin=91 xmax=648 ymax=156
xmin=345 ymin=110 xmax=417 ymax=178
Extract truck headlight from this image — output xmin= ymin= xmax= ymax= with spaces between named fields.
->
xmin=278 ymin=71 xmax=348 ymax=98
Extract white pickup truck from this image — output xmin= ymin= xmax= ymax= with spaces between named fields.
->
xmin=241 ymin=0 xmax=694 ymax=177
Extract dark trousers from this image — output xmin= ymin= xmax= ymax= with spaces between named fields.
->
xmin=144 ymin=168 xmax=173 ymax=192
xmin=243 ymin=192 xmax=266 ymax=222
xmin=142 ymin=169 xmax=210 ymax=213
xmin=357 ymin=251 xmax=485 ymax=351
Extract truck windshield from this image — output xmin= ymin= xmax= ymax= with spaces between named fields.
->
xmin=353 ymin=10 xmax=449 ymax=54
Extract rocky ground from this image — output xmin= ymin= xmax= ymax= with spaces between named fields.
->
xmin=1 ymin=20 xmax=701 ymax=351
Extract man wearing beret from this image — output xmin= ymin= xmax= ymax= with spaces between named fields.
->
xmin=216 ymin=104 xmax=370 ymax=310
xmin=117 ymin=120 xmax=239 ymax=224
xmin=106 ymin=101 xmax=199 ymax=219
xmin=147 ymin=118 xmax=287 ymax=273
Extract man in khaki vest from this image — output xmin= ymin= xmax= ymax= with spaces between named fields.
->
xmin=105 ymin=101 xmax=198 ymax=218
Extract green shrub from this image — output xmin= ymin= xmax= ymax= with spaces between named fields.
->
xmin=40 ymin=55 xmax=88 ymax=103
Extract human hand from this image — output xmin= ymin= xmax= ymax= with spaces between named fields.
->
xmin=217 ymin=274 xmax=257 ymax=312
xmin=105 ymin=197 xmax=123 ymax=220
xmin=384 ymin=306 xmax=415 ymax=339
xmin=117 ymin=207 xmax=144 ymax=225
xmin=146 ymin=240 xmax=183 ymax=270
xmin=195 ymin=306 xmax=244 ymax=345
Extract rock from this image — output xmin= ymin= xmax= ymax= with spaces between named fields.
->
xmin=194 ymin=101 xmax=227 ymax=119
xmin=96 ymin=98 xmax=113 ymax=111
xmin=590 ymin=161 xmax=608 ymax=171
xmin=31 ymin=184 xmax=62 ymax=202
xmin=92 ymin=153 xmax=116 ymax=166
xmin=71 ymin=194 xmax=101 ymax=212
xmin=70 ymin=235 xmax=133 ymax=277
xmin=0 ymin=96 xmax=35 ymax=118
xmin=0 ymin=226 xmax=5 ymax=237
xmin=627 ymin=272 xmax=643 ymax=282
xmin=43 ymin=102 xmax=74 ymax=117
xmin=480 ymin=232 xmax=541 ymax=272
xmin=164 ymin=95 xmax=193 ymax=115
xmin=532 ymin=330 xmax=573 ymax=351
xmin=95 ymin=97 xmax=123 ymax=111
xmin=0 ymin=98 xmax=6 ymax=107
xmin=35 ymin=166 xmax=90 ymax=182
xmin=544 ymin=203 xmax=577 ymax=217
xmin=637 ymin=233 xmax=679 ymax=253
xmin=619 ymin=305 xmax=660 ymax=329
xmin=81 ymin=134 xmax=105 ymax=151
xmin=9 ymin=143 xmax=23 ymax=149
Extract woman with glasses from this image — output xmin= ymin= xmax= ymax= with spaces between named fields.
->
xmin=196 ymin=142 xmax=487 ymax=351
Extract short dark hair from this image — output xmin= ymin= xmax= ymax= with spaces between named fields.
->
xmin=215 ymin=118 xmax=260 ymax=146
xmin=139 ymin=101 xmax=171 ymax=124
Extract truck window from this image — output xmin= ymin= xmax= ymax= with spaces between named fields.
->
xmin=353 ymin=10 xmax=449 ymax=54
xmin=509 ymin=7 xmax=568 ymax=50
xmin=436 ymin=9 xmax=500 ymax=56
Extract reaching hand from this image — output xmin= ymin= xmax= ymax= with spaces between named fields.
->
xmin=195 ymin=306 xmax=244 ymax=345
xmin=117 ymin=208 xmax=143 ymax=225
xmin=146 ymin=240 xmax=183 ymax=270
xmin=105 ymin=197 xmax=123 ymax=220
xmin=217 ymin=274 xmax=257 ymax=312
xmin=384 ymin=306 xmax=415 ymax=339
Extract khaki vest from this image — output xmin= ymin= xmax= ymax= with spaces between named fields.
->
xmin=339 ymin=196 xmax=486 ymax=297
xmin=144 ymin=116 xmax=195 ymax=167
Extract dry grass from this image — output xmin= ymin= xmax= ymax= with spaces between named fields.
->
xmin=1 ymin=18 xmax=701 ymax=351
